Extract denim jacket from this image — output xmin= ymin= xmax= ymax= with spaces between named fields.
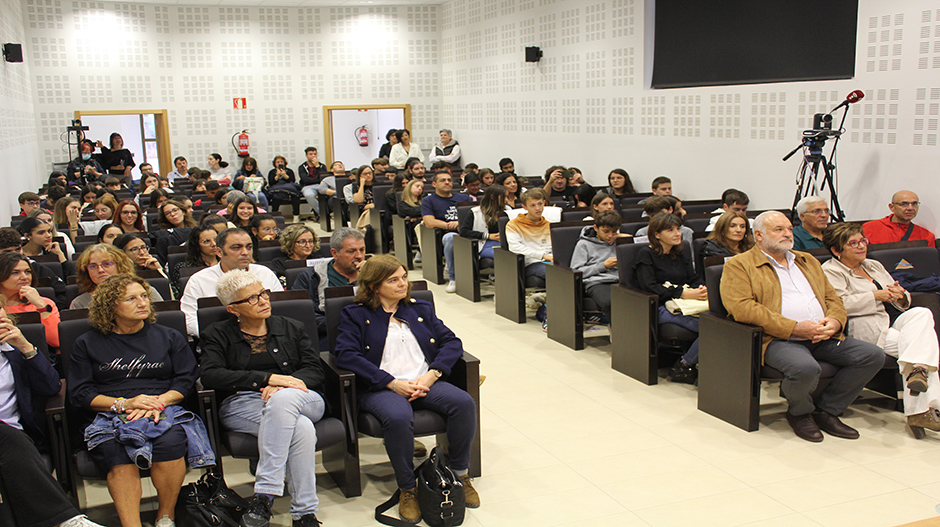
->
xmin=85 ymin=405 xmax=215 ymax=469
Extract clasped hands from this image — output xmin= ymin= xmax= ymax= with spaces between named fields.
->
xmin=261 ymin=374 xmax=309 ymax=402
xmin=388 ymin=371 xmax=438 ymax=402
xmin=122 ymin=394 xmax=167 ymax=423
xmin=791 ymin=317 xmax=842 ymax=343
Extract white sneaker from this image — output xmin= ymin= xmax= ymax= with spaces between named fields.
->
xmin=413 ymin=250 xmax=422 ymax=264
xmin=155 ymin=515 xmax=175 ymax=527
xmin=445 ymin=280 xmax=457 ymax=293
xmin=60 ymin=516 xmax=106 ymax=527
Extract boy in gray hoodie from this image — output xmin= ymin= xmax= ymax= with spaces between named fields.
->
xmin=570 ymin=210 xmax=623 ymax=321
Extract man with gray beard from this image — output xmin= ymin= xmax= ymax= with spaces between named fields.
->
xmin=720 ymin=211 xmax=884 ymax=443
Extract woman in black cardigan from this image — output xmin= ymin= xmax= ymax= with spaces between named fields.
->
xmin=199 ymin=270 xmax=326 ymax=527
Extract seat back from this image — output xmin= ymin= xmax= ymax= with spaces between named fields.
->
xmin=561 ymin=208 xmax=592 ymax=222
xmin=497 ymin=215 xmax=511 ymax=250
xmin=867 ymin=246 xmax=940 ymax=278
xmin=681 ymin=200 xmax=722 ymax=215
xmin=704 ymin=264 xmax=727 ymax=316
xmin=615 ymin=239 xmax=642 ymax=288
xmin=455 ymin=202 xmax=475 ymax=227
xmin=325 ymin=281 xmax=429 ymax=353
xmin=621 ymin=220 xmax=648 ymax=236
xmin=197 ymin=291 xmax=318 ymax=351
xmin=550 ymin=222 xmax=588 ymax=268
xmin=684 ymin=216 xmax=711 ymax=233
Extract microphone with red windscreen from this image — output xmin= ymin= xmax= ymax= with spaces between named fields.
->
xmin=830 ymin=90 xmax=865 ymax=113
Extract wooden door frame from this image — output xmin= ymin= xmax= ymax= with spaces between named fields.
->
xmin=74 ymin=109 xmax=172 ymax=181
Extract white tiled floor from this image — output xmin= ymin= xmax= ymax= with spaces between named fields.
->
xmin=81 ymin=264 xmax=940 ymax=526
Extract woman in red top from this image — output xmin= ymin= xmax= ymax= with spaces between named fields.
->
xmin=0 ymin=252 xmax=60 ymax=347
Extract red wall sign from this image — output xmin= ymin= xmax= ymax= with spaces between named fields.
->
xmin=233 ymin=98 xmax=247 ymax=109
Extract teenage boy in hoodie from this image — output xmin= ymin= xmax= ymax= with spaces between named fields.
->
xmin=506 ymin=188 xmax=553 ymax=280
xmin=569 ymin=210 xmax=623 ymax=321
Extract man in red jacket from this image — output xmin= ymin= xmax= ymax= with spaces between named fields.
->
xmin=863 ymin=190 xmax=935 ymax=247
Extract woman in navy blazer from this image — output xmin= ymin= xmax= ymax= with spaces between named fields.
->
xmin=334 ymin=254 xmax=479 ymax=523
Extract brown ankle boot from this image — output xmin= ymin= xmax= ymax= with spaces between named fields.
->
xmin=907 ymin=367 xmax=929 ymax=395
xmin=399 ymin=488 xmax=421 ymax=524
xmin=908 ymin=409 xmax=940 ymax=439
xmin=458 ymin=474 xmax=480 ymax=508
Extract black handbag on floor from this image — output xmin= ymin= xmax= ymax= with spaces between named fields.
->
xmin=375 ymin=447 xmax=466 ymax=527
xmin=175 ymin=470 xmax=249 ymax=527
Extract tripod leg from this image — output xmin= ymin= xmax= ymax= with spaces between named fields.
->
xmin=819 ymin=157 xmax=846 ymax=222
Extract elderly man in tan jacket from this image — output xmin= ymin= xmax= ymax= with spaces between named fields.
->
xmin=720 ymin=211 xmax=885 ymax=443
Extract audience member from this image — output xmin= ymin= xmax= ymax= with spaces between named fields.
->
xmin=421 ymin=171 xmax=472 ymax=293
xmin=181 ymin=228 xmax=283 ymax=336
xmin=385 ymin=173 xmax=407 ymax=214
xmin=638 ymin=176 xmax=671 ymax=204
xmin=571 ymin=210 xmax=624 ymax=323
xmin=18 ymin=192 xmax=43 ymax=216
xmin=249 ymin=213 xmax=278 ymax=242
xmin=584 ymin=193 xmax=615 ymax=222
xmin=479 ymin=168 xmax=496 ymax=189
xmin=18 ymin=217 xmax=66 ymax=265
xmin=291 ymin=228 xmax=365 ymax=345
xmin=67 ymin=141 xmax=104 ymax=185
xmin=372 ymin=156 xmax=391 ymax=182
xmin=166 ymin=156 xmax=189 ymax=185
xmin=863 ymin=190 xmax=935 ymax=247
xmin=206 ymin=153 xmax=233 ymax=185
xmin=170 ymin=225 xmax=219 ymax=290
xmin=606 ymin=169 xmax=636 ymax=206
xmin=428 ymin=128 xmax=461 ymax=170
xmin=43 ymin=184 xmax=68 ymax=211
xmin=701 ymin=211 xmax=755 ymax=258
xmin=498 ymin=157 xmax=515 ymax=174
xmin=96 ymin=133 xmax=135 ymax=186
xmin=27 ymin=208 xmax=75 ymax=259
xmin=793 ymin=195 xmax=830 ymax=250
xmin=543 ymin=165 xmax=575 ymax=201
xmin=506 ymin=188 xmax=553 ymax=281
xmin=459 ymin=184 xmax=507 ymax=267
xmin=397 ymin=178 xmax=425 ymax=262
xmin=404 ymin=157 xmax=426 ymax=182
xmin=378 ymin=129 xmax=398 ymax=160
xmin=269 ymin=224 xmax=319 ymax=279
xmin=200 ymin=270 xmax=327 ymax=527
xmin=494 ymin=173 xmax=522 ymax=208
xmin=139 ymin=162 xmax=158 ymax=180
xmin=115 ymin=200 xmax=145 ymax=233
xmin=97 ymin=224 xmax=123 ymax=245
xmin=147 ymin=188 xmax=172 ymax=210
xmin=389 ymin=128 xmax=424 ymax=169
xmin=114 ymin=233 xmax=164 ymax=276
xmin=0 ymin=252 xmax=60 ymax=348
xmin=157 ymin=199 xmax=197 ymax=230
xmin=299 ymin=147 xmax=327 ymax=220
xmin=634 ymin=212 xmax=705 ymax=383
xmin=705 ymin=188 xmax=750 ymax=232
xmin=464 ymin=163 xmax=479 ymax=178
xmin=721 ymin=211 xmax=884 ymax=442
xmin=68 ymin=273 xmax=213 ymax=527
xmin=821 ymin=222 xmax=940 ymax=435
xmin=228 ymin=196 xmax=260 ymax=229
xmin=634 ymin=196 xmax=694 ymax=244
xmin=71 ymin=244 xmax=163 ymax=309
xmin=0 ymin=227 xmax=67 ymax=310
xmin=343 ymin=165 xmax=376 ymax=231
xmin=93 ymin=195 xmax=119 ymax=222
xmin=462 ymin=172 xmax=482 ymax=201
xmin=267 ymin=155 xmax=301 ymax=218
xmin=234 ymin=156 xmax=270 ymax=209
xmin=568 ymin=167 xmax=585 ymax=188
xmin=573 ymin=182 xmax=597 ymax=208
xmin=334 ymin=255 xmax=479 ymax=523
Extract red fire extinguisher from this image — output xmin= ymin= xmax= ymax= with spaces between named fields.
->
xmin=355 ymin=125 xmax=369 ymax=147
xmin=231 ymin=130 xmax=250 ymax=158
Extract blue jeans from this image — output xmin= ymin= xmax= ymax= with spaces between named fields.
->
xmin=525 ymin=262 xmax=546 ymax=280
xmin=301 ymin=184 xmax=322 ymax=214
xmin=220 ymin=389 xmax=326 ymax=518
xmin=479 ymin=240 xmax=499 ymax=260
xmin=358 ymin=381 xmax=476 ymax=489
xmin=248 ymin=192 xmax=270 ymax=209
xmin=657 ymin=306 xmax=700 ymax=365
xmin=443 ymin=231 xmax=457 ymax=281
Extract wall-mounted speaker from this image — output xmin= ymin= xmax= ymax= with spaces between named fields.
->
xmin=3 ymin=44 xmax=23 ymax=63
xmin=525 ymin=46 xmax=542 ymax=63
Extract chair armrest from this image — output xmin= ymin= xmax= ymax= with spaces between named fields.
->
xmin=320 ymin=352 xmax=358 ymax=447
xmin=193 ymin=381 xmax=221 ymax=470
xmin=44 ymin=381 xmax=72 ymax=494
xmin=545 ymin=263 xmax=585 ymax=350
xmin=610 ymin=283 xmax=659 ymax=384
xmin=45 ymin=380 xmax=66 ymax=416
xmin=697 ymin=311 xmax=764 ymax=432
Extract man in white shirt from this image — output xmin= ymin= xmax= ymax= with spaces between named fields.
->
xmin=166 ymin=156 xmax=189 ymax=185
xmin=181 ymin=228 xmax=283 ymax=336
xmin=720 ymin=211 xmax=884 ymax=443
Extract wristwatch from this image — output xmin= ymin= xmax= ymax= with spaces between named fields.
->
xmin=430 ymin=368 xmax=444 ymax=379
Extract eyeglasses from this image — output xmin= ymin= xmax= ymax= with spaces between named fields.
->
xmin=24 ymin=200 xmax=40 ymax=206
xmin=845 ymin=238 xmax=869 ymax=249
xmin=295 ymin=239 xmax=316 ymax=246
xmin=893 ymin=201 xmax=920 ymax=208
xmin=199 ymin=238 xmax=216 ymax=246
xmin=86 ymin=261 xmax=116 ymax=272
xmin=229 ymin=289 xmax=271 ymax=306
xmin=807 ymin=208 xmax=830 ymax=216
xmin=120 ymin=210 xmax=138 ymax=215
xmin=126 ymin=245 xmax=149 ymax=254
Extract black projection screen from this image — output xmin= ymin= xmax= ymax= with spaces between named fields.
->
xmin=651 ymin=1 xmax=858 ymax=89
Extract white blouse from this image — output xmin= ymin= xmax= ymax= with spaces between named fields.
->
xmin=379 ymin=319 xmax=429 ymax=381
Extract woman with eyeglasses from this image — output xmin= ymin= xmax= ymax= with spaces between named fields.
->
xmin=114 ymin=233 xmax=165 ymax=276
xmin=114 ymin=200 xmax=145 ymax=234
xmin=269 ymin=224 xmax=319 ymax=280
xmin=822 ymin=222 xmax=940 ymax=437
xmin=200 ymin=270 xmax=327 ymax=527
xmin=70 ymin=244 xmax=163 ymax=309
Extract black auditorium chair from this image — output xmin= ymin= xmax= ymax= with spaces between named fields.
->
xmin=195 ymin=290 xmax=361 ymax=497
xmin=419 ymin=224 xmax=447 ymax=285
xmin=136 ymin=268 xmax=173 ymax=301
xmin=392 ymin=204 xmax=418 ymax=271
xmin=493 ymin=215 xmax=545 ymax=323
xmin=609 ymin=239 xmax=697 ymax=384
xmin=323 ymin=283 xmax=481 ymax=478
xmin=680 ymin=200 xmax=723 ymax=215
xmin=363 ymin=184 xmax=393 ymax=254
xmin=683 ymin=215 xmax=712 ymax=233
xmin=560 ymin=207 xmax=592 ymax=223
xmin=452 ymin=203 xmax=493 ymax=302
xmin=53 ymin=302 xmax=218 ymax=509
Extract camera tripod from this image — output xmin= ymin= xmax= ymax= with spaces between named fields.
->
xmin=788 ymin=144 xmax=846 ymax=223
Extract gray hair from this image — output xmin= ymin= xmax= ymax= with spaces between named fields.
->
xmin=752 ymin=211 xmax=784 ymax=234
xmin=226 ymin=190 xmax=247 ymax=203
xmin=439 ymin=128 xmax=453 ymax=136
xmin=795 ymin=195 xmax=825 ymax=215
xmin=330 ymin=227 xmax=364 ymax=251
xmin=216 ymin=269 xmax=262 ymax=306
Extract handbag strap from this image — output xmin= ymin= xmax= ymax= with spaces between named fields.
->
xmin=900 ymin=222 xmax=915 ymax=242
xmin=374 ymin=489 xmax=413 ymax=527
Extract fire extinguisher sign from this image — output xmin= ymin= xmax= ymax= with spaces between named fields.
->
xmin=233 ymin=98 xmax=247 ymax=110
